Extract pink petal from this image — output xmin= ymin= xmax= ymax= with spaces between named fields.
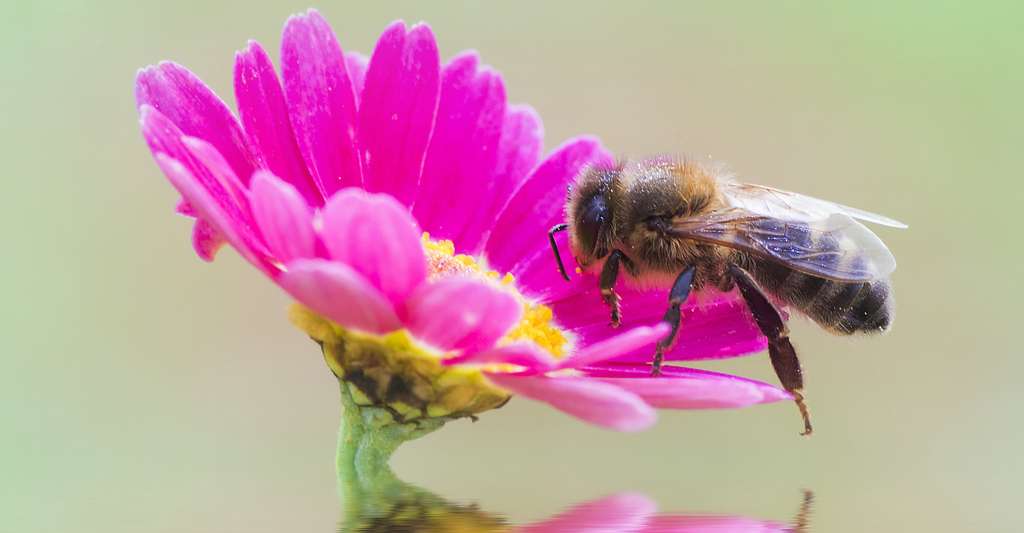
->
xmin=358 ymin=21 xmax=441 ymax=206
xmin=444 ymin=342 xmax=557 ymax=373
xmin=141 ymin=107 xmax=268 ymax=268
xmin=175 ymin=198 xmax=195 ymax=216
xmin=552 ymin=288 xmax=767 ymax=362
xmin=345 ymin=52 xmax=369 ymax=102
xmin=582 ymin=364 xmax=791 ymax=409
xmin=319 ymin=189 xmax=426 ymax=304
xmin=557 ymin=324 xmax=670 ymax=370
xmin=179 ymin=194 xmax=225 ymax=261
xmin=135 ymin=61 xmax=258 ymax=185
xmin=506 ymin=223 xmax=591 ymax=304
xmin=191 ymin=219 xmax=225 ymax=261
xmin=140 ymin=107 xmax=233 ymax=210
xmin=181 ymin=136 xmax=251 ymax=217
xmin=281 ymin=9 xmax=362 ymax=196
xmin=154 ymin=154 xmax=272 ymax=274
xmin=484 ymin=137 xmax=613 ymax=288
xmin=234 ymin=40 xmax=322 ymax=205
xmin=412 ymin=52 xmax=506 ymax=245
xmin=521 ymin=493 xmax=656 ymax=533
xmin=278 ymin=258 xmax=401 ymax=334
xmin=403 ymin=278 xmax=521 ymax=353
xmin=457 ymin=104 xmax=544 ymax=253
xmin=486 ymin=374 xmax=656 ymax=431
xmin=248 ymin=171 xmax=316 ymax=262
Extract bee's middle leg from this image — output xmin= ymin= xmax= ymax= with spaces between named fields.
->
xmin=651 ymin=265 xmax=697 ymax=376
xmin=599 ymin=250 xmax=629 ymax=328
xmin=729 ymin=265 xmax=813 ymax=436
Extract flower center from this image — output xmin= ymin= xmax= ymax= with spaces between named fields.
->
xmin=287 ymin=233 xmax=572 ymax=423
xmin=421 ymin=234 xmax=569 ymax=359
xmin=290 ymin=306 xmax=511 ymax=421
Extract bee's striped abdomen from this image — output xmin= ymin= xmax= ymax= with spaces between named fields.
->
xmin=751 ymin=259 xmax=893 ymax=335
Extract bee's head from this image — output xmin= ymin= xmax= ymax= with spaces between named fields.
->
xmin=566 ymin=167 xmax=619 ymax=266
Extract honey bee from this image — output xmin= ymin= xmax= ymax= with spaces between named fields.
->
xmin=549 ymin=158 xmax=906 ymax=435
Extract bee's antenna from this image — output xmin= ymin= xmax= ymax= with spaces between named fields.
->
xmin=548 ymin=224 xmax=571 ymax=282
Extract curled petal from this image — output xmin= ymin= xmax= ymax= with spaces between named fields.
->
xmin=320 ymin=189 xmax=426 ymax=303
xmin=582 ymin=364 xmax=791 ymax=409
xmin=359 ymin=21 xmax=441 ymax=206
xmin=403 ymin=278 xmax=521 ymax=353
xmin=249 ymin=171 xmax=316 ymax=262
xmin=486 ymin=374 xmax=655 ymax=432
xmin=282 ymin=9 xmax=362 ymax=195
xmin=279 ymin=259 xmax=401 ymax=334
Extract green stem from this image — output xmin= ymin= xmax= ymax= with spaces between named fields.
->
xmin=333 ymin=384 xmax=510 ymax=530
xmin=335 ymin=383 xmax=446 ymax=520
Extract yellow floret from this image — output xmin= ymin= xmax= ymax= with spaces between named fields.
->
xmin=502 ymin=302 xmax=568 ymax=359
xmin=421 ymin=233 xmax=568 ymax=358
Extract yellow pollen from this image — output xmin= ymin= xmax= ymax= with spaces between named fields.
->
xmin=421 ymin=233 xmax=568 ymax=359
xmin=502 ymin=301 xmax=567 ymax=358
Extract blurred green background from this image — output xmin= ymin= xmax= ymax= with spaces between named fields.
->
xmin=3 ymin=1 xmax=1021 ymax=531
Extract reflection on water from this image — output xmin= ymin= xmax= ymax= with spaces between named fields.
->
xmin=340 ymin=472 xmax=813 ymax=532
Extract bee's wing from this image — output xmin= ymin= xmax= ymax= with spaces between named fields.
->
xmin=669 ymin=209 xmax=897 ymax=282
xmin=722 ymin=182 xmax=909 ymax=229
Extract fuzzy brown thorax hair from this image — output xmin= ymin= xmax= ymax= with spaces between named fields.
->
xmin=567 ymin=158 xmax=729 ymax=286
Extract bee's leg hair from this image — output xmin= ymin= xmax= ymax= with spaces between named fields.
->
xmin=729 ymin=265 xmax=813 ymax=436
xmin=599 ymin=250 xmax=628 ymax=328
xmin=651 ymin=265 xmax=696 ymax=376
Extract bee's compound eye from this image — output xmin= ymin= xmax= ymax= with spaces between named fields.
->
xmin=577 ymin=193 xmax=609 ymax=257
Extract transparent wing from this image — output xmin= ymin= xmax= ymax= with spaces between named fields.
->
xmin=669 ymin=209 xmax=897 ymax=282
xmin=722 ymin=181 xmax=909 ymax=229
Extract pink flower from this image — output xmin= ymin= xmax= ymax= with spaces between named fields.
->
xmin=137 ymin=9 xmax=787 ymax=432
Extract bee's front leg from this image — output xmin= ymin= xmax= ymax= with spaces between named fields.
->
xmin=651 ymin=265 xmax=696 ymax=375
xmin=729 ymin=264 xmax=813 ymax=436
xmin=599 ymin=250 xmax=630 ymax=328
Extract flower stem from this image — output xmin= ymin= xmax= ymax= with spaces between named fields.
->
xmin=335 ymin=383 xmax=446 ymax=503
xmin=333 ymin=387 xmax=507 ymax=530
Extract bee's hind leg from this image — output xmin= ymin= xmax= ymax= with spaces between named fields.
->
xmin=599 ymin=250 xmax=630 ymax=328
xmin=729 ymin=265 xmax=813 ymax=436
xmin=651 ymin=265 xmax=697 ymax=376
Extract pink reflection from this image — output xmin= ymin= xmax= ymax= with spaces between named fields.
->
xmin=519 ymin=491 xmax=812 ymax=533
